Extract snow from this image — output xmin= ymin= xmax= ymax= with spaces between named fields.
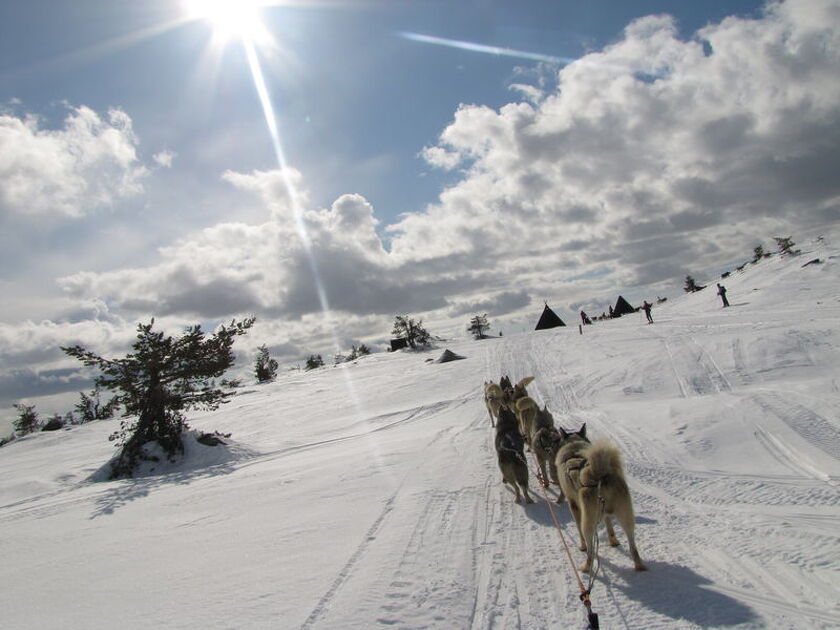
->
xmin=1 ymin=245 xmax=839 ymax=629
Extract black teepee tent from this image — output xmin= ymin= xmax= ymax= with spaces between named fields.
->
xmin=613 ymin=295 xmax=636 ymax=317
xmin=435 ymin=349 xmax=466 ymax=363
xmin=535 ymin=303 xmax=566 ymax=330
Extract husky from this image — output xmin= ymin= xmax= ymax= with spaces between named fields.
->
xmin=499 ymin=375 xmax=513 ymax=393
xmin=554 ymin=424 xmax=646 ymax=573
xmin=515 ymin=396 xmax=538 ymax=445
xmin=503 ymin=376 xmax=535 ymax=417
xmin=483 ymin=381 xmax=505 ymax=427
xmin=494 ymin=406 xmax=534 ymax=504
xmin=527 ymin=407 xmax=558 ymax=489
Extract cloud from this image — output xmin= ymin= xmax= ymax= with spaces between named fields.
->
xmin=403 ymin=0 xmax=840 ymax=287
xmin=153 ymin=150 xmax=176 ymax=168
xmin=446 ymin=290 xmax=532 ymax=317
xmin=0 ymin=105 xmax=148 ymax=217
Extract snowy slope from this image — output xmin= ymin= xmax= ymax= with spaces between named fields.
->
xmin=1 ymin=245 xmax=839 ymax=630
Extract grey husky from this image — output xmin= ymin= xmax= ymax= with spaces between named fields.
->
xmin=532 ymin=422 xmax=561 ymax=491
xmin=494 ymin=406 xmax=533 ymax=504
xmin=483 ymin=381 xmax=505 ymax=427
xmin=554 ymin=424 xmax=646 ymax=573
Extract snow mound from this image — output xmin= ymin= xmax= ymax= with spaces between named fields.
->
xmin=89 ymin=430 xmax=260 ymax=481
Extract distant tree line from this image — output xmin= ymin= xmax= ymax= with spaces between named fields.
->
xmin=683 ymin=235 xmax=802 ymax=292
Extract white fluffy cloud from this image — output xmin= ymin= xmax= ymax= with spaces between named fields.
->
xmin=0 ymin=105 xmax=148 ymax=217
xmin=394 ymin=0 xmax=840 ymax=288
xmin=56 ymin=168 xmax=473 ymax=320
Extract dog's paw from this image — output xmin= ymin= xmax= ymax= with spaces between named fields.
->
xmin=579 ymin=563 xmax=591 ymax=573
xmin=525 ymin=496 xmax=534 ymax=504
xmin=634 ymin=563 xmax=648 ymax=571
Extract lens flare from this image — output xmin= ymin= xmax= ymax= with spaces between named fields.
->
xmin=184 ymin=0 xmax=270 ymax=44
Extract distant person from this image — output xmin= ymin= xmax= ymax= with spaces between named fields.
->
xmin=609 ymin=305 xmax=615 ymax=319
xmin=580 ymin=310 xmax=592 ymax=325
xmin=717 ymin=283 xmax=729 ymax=307
xmin=642 ymin=300 xmax=653 ymax=324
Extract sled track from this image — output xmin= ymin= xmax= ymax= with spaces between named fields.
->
xmin=628 ymin=460 xmax=838 ymax=507
xmin=753 ymin=391 xmax=840 ymax=461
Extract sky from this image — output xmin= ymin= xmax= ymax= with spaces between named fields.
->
xmin=1 ymin=0 xmax=839 ymax=429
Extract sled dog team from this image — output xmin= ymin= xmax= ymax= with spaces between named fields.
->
xmin=484 ymin=376 xmax=647 ymax=573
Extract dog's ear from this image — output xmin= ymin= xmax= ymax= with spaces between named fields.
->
xmin=579 ymin=423 xmax=587 ymax=438
xmin=559 ymin=427 xmax=570 ymax=439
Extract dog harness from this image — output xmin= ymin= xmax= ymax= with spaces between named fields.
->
xmin=562 ymin=455 xmax=601 ymax=488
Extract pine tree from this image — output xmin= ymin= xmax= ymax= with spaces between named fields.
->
xmin=752 ymin=245 xmax=764 ymax=263
xmin=75 ymin=386 xmax=120 ymax=423
xmin=305 ymin=354 xmax=324 ymax=370
xmin=254 ymin=344 xmax=279 ymax=383
xmin=774 ymin=236 xmax=799 ymax=256
xmin=62 ymin=317 xmax=254 ymax=479
xmin=467 ymin=314 xmax=490 ymax=339
xmin=12 ymin=403 xmax=40 ymax=436
xmin=683 ymin=275 xmax=704 ymax=293
xmin=392 ymin=315 xmax=431 ymax=349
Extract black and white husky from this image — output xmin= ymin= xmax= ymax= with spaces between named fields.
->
xmin=494 ymin=406 xmax=533 ymax=504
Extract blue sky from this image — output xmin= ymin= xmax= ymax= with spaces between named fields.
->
xmin=1 ymin=0 xmax=765 ymax=228
xmin=2 ymin=0 xmax=839 ymax=430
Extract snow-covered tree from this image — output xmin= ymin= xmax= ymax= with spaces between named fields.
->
xmin=392 ymin=315 xmax=431 ymax=349
xmin=254 ymin=344 xmax=279 ymax=383
xmin=62 ymin=317 xmax=254 ymax=479
xmin=12 ymin=403 xmax=40 ymax=436
xmin=75 ymin=386 xmax=120 ymax=424
xmin=467 ymin=314 xmax=490 ymax=339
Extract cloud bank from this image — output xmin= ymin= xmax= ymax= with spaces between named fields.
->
xmin=0 ymin=106 xmax=148 ymax=218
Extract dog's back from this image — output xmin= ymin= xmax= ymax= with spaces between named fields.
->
xmin=531 ymin=405 xmax=554 ymax=437
xmin=579 ymin=440 xmax=634 ymax=518
xmin=495 ymin=406 xmax=523 ymax=457
xmin=515 ymin=396 xmax=538 ymax=440
xmin=495 ymin=407 xmax=533 ymax=503
xmin=556 ymin=436 xmax=590 ymax=495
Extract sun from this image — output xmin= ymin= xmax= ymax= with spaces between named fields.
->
xmin=184 ymin=0 xmax=268 ymax=43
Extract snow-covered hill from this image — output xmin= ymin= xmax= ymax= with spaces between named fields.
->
xmin=1 ymin=244 xmax=839 ymax=629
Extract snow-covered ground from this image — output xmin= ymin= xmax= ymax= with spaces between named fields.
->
xmin=2 ymin=244 xmax=839 ymax=629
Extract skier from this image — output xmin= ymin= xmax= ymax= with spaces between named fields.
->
xmin=717 ymin=283 xmax=730 ymax=307
xmin=642 ymin=300 xmax=653 ymax=324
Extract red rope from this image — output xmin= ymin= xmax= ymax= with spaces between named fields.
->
xmin=527 ymin=451 xmax=600 ymax=628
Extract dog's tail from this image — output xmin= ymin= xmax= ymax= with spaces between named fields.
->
xmin=515 ymin=396 xmax=537 ymax=412
xmin=580 ymin=440 xmax=624 ymax=486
